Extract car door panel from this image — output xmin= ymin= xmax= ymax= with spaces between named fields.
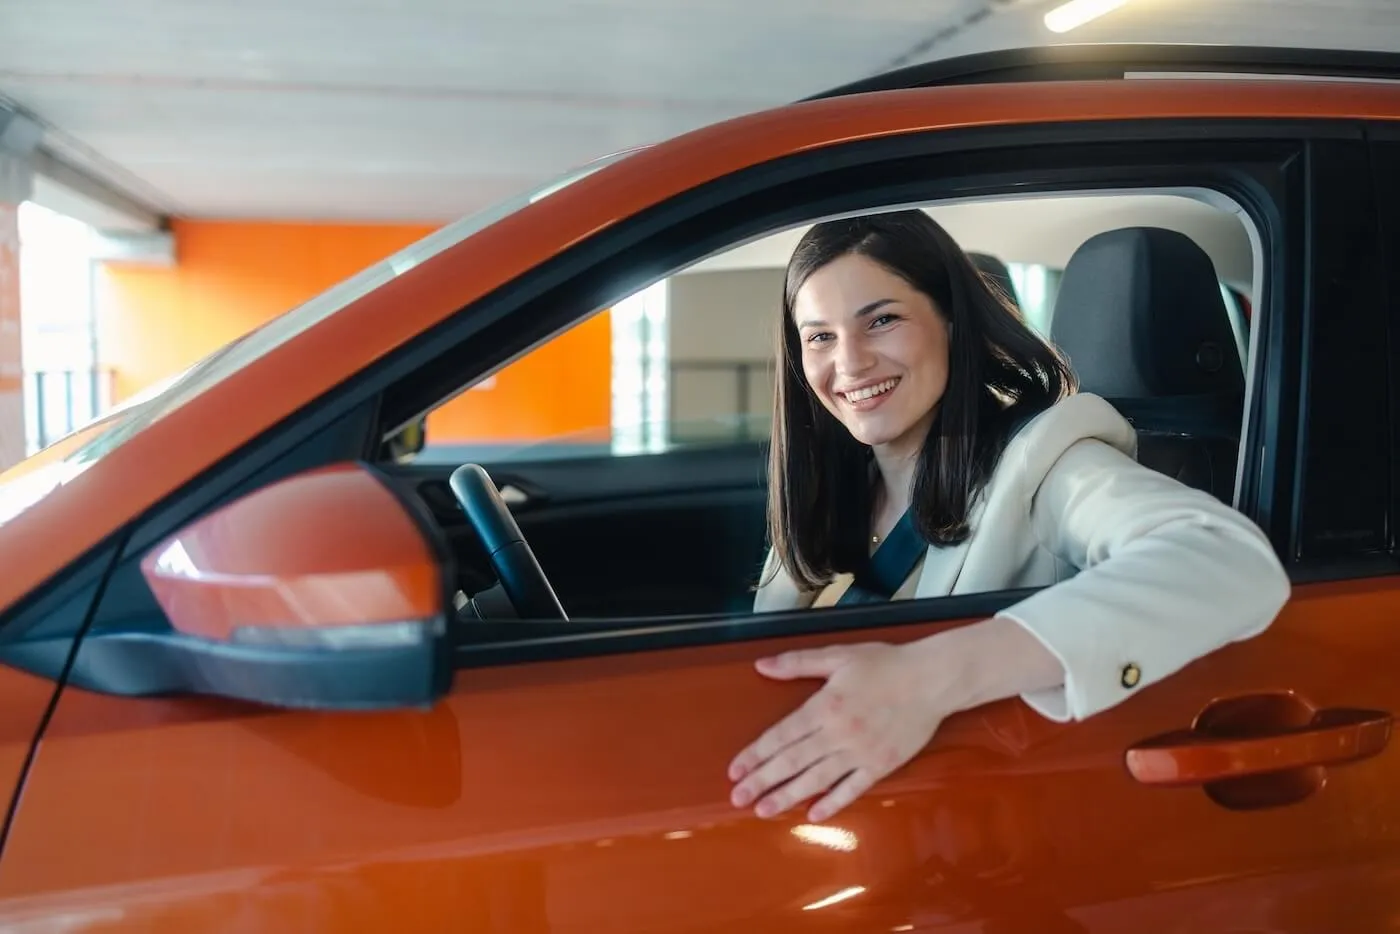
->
xmin=0 ymin=670 xmax=60 ymax=824
xmin=3 ymin=583 xmax=1399 ymax=931
xmin=387 ymin=441 xmax=769 ymax=618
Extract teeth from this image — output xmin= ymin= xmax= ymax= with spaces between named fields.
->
xmin=843 ymin=378 xmax=898 ymax=403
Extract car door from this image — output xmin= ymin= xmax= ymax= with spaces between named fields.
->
xmin=2 ymin=73 xmax=1400 ymax=933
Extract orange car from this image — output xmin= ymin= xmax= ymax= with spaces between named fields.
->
xmin=0 ymin=43 xmax=1398 ymax=932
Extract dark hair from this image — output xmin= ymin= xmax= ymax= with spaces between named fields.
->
xmin=766 ymin=209 xmax=1077 ymax=593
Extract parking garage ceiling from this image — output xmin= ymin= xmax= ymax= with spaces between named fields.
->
xmin=1 ymin=0 xmax=1398 ymax=226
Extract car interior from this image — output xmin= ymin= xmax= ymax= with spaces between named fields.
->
xmin=379 ymin=187 xmax=1261 ymax=627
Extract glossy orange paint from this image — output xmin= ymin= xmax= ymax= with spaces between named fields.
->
xmin=140 ymin=463 xmax=443 ymax=641
xmin=0 ymin=668 xmax=60 ymax=831
xmin=4 ymin=79 xmax=1400 ymax=616
xmin=1 ymin=579 xmax=1399 ymax=930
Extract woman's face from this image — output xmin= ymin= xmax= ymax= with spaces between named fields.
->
xmin=793 ymin=253 xmax=951 ymax=452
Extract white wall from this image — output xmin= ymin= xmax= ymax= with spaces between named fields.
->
xmin=666 ymin=267 xmax=782 ymax=426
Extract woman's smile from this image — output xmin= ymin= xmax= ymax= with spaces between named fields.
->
xmin=837 ymin=376 xmax=901 ymax=409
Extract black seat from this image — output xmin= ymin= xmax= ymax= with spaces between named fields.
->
xmin=1049 ymin=227 xmax=1245 ymax=502
xmin=969 ymin=252 xmax=1021 ymax=310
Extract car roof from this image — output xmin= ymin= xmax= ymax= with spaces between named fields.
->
xmin=808 ymin=43 xmax=1400 ymax=100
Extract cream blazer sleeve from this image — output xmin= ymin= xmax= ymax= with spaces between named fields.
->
xmin=997 ymin=435 xmax=1291 ymax=723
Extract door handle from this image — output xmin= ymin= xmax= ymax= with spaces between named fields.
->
xmin=1126 ymin=707 xmax=1392 ymax=785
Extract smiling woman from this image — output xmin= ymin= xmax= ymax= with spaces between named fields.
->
xmin=737 ymin=209 xmax=1289 ymax=823
xmin=767 ymin=211 xmax=1075 ymax=590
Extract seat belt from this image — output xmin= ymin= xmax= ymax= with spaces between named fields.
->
xmin=834 ymin=407 xmax=1039 ymax=606
xmin=837 ymin=509 xmax=924 ymax=605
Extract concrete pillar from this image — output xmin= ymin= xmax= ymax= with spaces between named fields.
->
xmin=0 ymin=108 xmax=41 ymax=470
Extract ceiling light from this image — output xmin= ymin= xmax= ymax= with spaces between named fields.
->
xmin=1044 ymin=0 xmax=1133 ymax=33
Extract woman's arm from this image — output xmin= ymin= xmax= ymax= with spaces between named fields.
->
xmin=728 ymin=438 xmax=1290 ymax=821
xmin=999 ymin=437 xmax=1291 ymax=722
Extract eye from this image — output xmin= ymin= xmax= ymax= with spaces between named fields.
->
xmin=870 ymin=313 xmax=899 ymax=329
xmin=805 ymin=331 xmax=834 ymax=345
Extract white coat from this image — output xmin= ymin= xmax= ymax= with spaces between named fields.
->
xmin=751 ymin=392 xmax=1291 ymax=723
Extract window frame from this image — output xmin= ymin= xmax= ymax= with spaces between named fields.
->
xmin=21 ymin=116 xmax=1364 ymax=680
xmin=361 ymin=123 xmax=1330 ymax=667
xmin=1283 ymin=136 xmax=1395 ymax=578
xmin=1365 ymin=127 xmax=1400 ymax=566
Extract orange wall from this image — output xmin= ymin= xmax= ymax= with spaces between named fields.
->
xmin=98 ymin=219 xmax=611 ymax=444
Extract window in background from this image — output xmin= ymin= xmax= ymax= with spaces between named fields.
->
xmin=1006 ymin=262 xmax=1062 ymax=336
xmin=610 ymin=279 xmax=669 ymax=456
xmin=17 ymin=202 xmax=110 ymax=455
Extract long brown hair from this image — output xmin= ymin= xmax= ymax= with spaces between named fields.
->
xmin=766 ymin=210 xmax=1076 ymax=592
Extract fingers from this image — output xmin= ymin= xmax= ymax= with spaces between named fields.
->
xmin=755 ymin=645 xmax=853 ymax=681
xmin=808 ymin=767 xmax=878 ymax=822
xmin=730 ymin=731 xmax=830 ymax=810
xmin=728 ymin=704 xmax=821 ymax=781
xmin=753 ymin=755 xmax=857 ymax=820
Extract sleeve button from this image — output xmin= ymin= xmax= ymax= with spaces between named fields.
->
xmin=1120 ymin=663 xmax=1142 ymax=689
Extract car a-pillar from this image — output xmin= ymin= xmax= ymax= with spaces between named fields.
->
xmin=0 ymin=105 xmax=40 ymax=470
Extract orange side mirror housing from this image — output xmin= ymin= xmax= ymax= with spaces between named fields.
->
xmin=129 ymin=462 xmax=453 ymax=709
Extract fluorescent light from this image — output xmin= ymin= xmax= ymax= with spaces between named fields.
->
xmin=1044 ymin=0 xmax=1133 ymax=33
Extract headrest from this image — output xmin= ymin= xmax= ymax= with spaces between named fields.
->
xmin=1050 ymin=227 xmax=1243 ymax=398
xmin=968 ymin=252 xmax=1020 ymax=310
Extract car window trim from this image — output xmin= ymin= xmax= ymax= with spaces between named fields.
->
xmin=381 ymin=132 xmax=1320 ymax=666
xmin=45 ymin=117 xmax=1354 ymax=673
xmin=1369 ymin=130 xmax=1400 ymax=558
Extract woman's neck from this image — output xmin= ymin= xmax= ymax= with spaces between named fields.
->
xmin=871 ymin=408 xmax=935 ymax=512
xmin=872 ymin=446 xmax=918 ymax=516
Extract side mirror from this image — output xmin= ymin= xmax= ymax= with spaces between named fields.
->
xmin=61 ymin=463 xmax=454 ymax=710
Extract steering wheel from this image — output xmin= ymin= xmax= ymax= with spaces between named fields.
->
xmin=448 ymin=464 xmax=567 ymax=620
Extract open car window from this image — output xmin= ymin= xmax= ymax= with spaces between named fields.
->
xmin=390 ymin=184 xmax=1261 ymax=621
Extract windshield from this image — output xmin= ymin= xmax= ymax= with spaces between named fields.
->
xmin=0 ymin=148 xmax=640 ymax=529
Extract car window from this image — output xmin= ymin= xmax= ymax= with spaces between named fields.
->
xmin=411 ymin=190 xmax=1257 ymax=471
xmin=396 ymin=186 xmax=1261 ymax=620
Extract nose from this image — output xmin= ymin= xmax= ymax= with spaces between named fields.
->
xmin=833 ymin=331 xmax=876 ymax=378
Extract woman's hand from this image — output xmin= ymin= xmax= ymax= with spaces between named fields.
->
xmin=726 ymin=641 xmax=950 ymax=822
xmin=727 ymin=619 xmax=1066 ymax=822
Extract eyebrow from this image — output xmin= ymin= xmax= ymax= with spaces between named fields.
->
xmin=796 ymin=298 xmax=897 ymax=330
